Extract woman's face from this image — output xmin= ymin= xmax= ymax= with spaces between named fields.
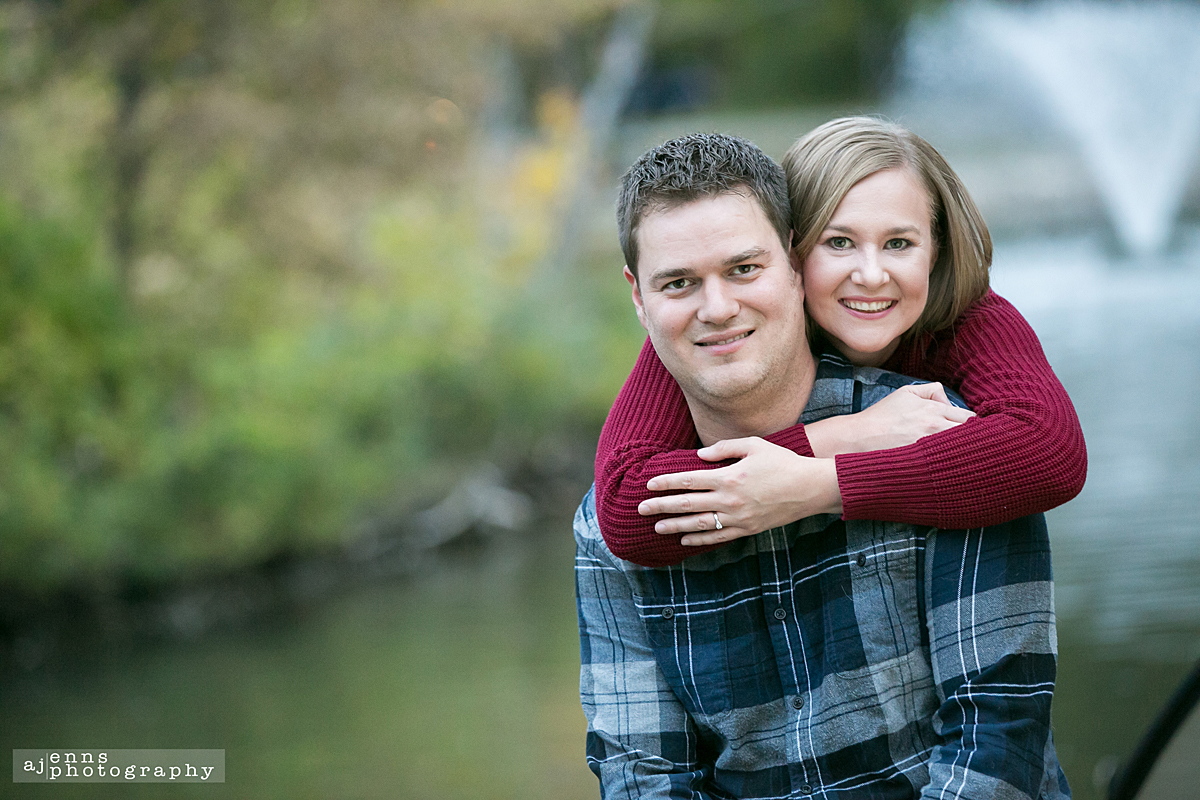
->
xmin=801 ymin=167 xmax=935 ymax=367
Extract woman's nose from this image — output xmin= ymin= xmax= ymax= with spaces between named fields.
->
xmin=696 ymin=280 xmax=739 ymax=324
xmin=851 ymin=249 xmax=890 ymax=289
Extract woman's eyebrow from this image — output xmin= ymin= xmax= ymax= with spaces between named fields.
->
xmin=825 ymin=224 xmax=922 ymax=236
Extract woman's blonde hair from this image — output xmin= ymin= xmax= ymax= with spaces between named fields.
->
xmin=782 ymin=116 xmax=991 ymax=341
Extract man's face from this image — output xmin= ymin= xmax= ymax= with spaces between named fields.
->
xmin=625 ymin=191 xmax=809 ymax=417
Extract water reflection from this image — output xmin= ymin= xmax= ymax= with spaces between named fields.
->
xmin=1 ymin=521 xmax=596 ymax=799
xmin=993 ymin=233 xmax=1200 ymax=799
xmin=992 ymin=234 xmax=1200 ymax=655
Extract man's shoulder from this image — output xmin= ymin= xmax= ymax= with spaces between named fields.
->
xmin=573 ymin=487 xmax=660 ymax=570
xmin=573 ymin=486 xmax=612 ymax=554
xmin=574 ymin=484 xmax=722 ymax=572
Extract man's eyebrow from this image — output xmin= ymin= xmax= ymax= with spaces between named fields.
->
xmin=722 ymin=246 xmax=770 ymax=266
xmin=645 ymin=246 xmax=773 ymax=286
xmin=645 ymin=266 xmax=694 ymax=285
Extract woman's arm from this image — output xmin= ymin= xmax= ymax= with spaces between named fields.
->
xmin=594 ymin=339 xmax=816 ymax=567
xmin=596 ymin=291 xmax=1087 ymax=566
xmin=837 ymin=290 xmax=1087 ymax=526
xmin=643 ymin=383 xmax=972 ymax=547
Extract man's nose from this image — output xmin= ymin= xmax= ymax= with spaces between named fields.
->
xmin=696 ymin=279 xmax=739 ymax=324
xmin=851 ymin=248 xmax=890 ymax=289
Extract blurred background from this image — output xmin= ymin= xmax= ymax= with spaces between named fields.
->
xmin=1 ymin=0 xmax=1198 ymax=797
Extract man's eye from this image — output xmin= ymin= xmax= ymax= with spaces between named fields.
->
xmin=884 ymin=238 xmax=911 ymax=250
xmin=731 ymin=264 xmax=757 ymax=276
xmin=663 ymin=278 xmax=691 ymax=291
xmin=828 ymin=236 xmax=851 ymax=249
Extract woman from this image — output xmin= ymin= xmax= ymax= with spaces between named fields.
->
xmin=596 ymin=116 xmax=1087 ymax=567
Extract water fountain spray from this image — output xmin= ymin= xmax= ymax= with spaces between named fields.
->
xmin=904 ymin=0 xmax=1200 ymax=256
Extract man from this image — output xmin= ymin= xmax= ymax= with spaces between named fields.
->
xmin=575 ymin=133 xmax=1068 ymax=798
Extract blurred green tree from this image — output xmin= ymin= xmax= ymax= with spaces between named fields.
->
xmin=631 ymin=0 xmax=930 ymax=113
xmin=0 ymin=0 xmax=636 ymax=595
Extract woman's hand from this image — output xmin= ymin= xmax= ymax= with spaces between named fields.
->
xmin=639 ymin=438 xmax=842 ymax=547
xmin=805 ymin=382 xmax=975 ymax=458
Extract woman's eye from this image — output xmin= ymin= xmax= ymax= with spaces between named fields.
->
xmin=828 ymin=236 xmax=851 ymax=249
xmin=884 ymin=238 xmax=911 ymax=250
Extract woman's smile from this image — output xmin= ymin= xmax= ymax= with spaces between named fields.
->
xmin=839 ymin=298 xmax=897 ymax=314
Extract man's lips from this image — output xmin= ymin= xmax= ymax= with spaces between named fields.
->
xmin=696 ymin=330 xmax=752 ymax=347
xmin=840 ymin=298 xmax=897 ymax=313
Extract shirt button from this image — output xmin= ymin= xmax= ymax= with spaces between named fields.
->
xmin=798 ymin=783 xmax=813 ymax=795
xmin=773 ymin=607 xmax=787 ymax=620
xmin=791 ymin=695 xmax=804 ymax=710
xmin=661 ymin=607 xmax=675 ymax=620
xmin=856 ymin=552 xmax=867 ymax=568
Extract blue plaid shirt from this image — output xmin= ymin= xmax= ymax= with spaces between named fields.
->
xmin=576 ymin=352 xmax=1070 ymax=799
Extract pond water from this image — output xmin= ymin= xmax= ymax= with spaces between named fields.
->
xmin=990 ymin=233 xmax=1200 ymax=799
xmin=1 ymin=522 xmax=595 ymax=799
xmin=3 ymin=233 xmax=1199 ymax=800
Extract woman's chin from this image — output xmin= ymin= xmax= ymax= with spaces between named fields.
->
xmin=829 ymin=335 xmax=901 ymax=368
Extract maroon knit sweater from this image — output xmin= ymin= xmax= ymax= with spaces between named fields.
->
xmin=594 ymin=290 xmax=1088 ymax=567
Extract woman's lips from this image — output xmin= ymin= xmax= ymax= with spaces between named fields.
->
xmin=840 ymin=298 xmax=897 ymax=314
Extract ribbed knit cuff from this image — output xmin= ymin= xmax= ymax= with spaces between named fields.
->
xmin=836 ymin=447 xmax=940 ymax=523
xmin=764 ymin=424 xmax=815 ymax=458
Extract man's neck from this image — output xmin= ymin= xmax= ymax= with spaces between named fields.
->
xmin=687 ymin=352 xmax=817 ymax=447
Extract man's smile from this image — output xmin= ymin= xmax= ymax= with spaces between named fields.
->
xmin=696 ymin=330 xmax=753 ymax=347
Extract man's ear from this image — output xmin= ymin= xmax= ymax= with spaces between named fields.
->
xmin=624 ymin=265 xmax=649 ymax=331
xmin=788 ymin=230 xmax=801 ymax=268
xmin=788 ymin=233 xmax=805 ymax=284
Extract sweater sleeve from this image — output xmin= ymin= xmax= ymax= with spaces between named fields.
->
xmin=837 ymin=290 xmax=1087 ymax=526
xmin=594 ymin=338 xmax=814 ymax=567
xmin=595 ymin=292 xmax=1087 ymax=566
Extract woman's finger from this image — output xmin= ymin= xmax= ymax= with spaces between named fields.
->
xmin=943 ymin=406 xmax=976 ymax=423
xmin=904 ymin=381 xmax=952 ymax=406
xmin=652 ymin=512 xmax=728 ymax=535
xmin=696 ymin=436 xmax=762 ymax=462
xmin=646 ymin=468 xmax=725 ymax=493
xmin=640 ymin=491 xmax=725 ymax=517
xmin=680 ymin=527 xmax=752 ymax=547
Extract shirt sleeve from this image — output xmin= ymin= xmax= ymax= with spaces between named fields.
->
xmin=837 ymin=290 xmax=1087 ymax=527
xmin=594 ymin=338 xmax=815 ymax=567
xmin=920 ymin=517 xmax=1068 ymax=800
xmin=575 ymin=492 xmax=719 ymax=798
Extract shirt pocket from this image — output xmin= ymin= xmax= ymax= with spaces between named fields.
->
xmin=841 ymin=521 xmax=923 ymax=670
xmin=634 ymin=592 xmax=734 ymax=717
